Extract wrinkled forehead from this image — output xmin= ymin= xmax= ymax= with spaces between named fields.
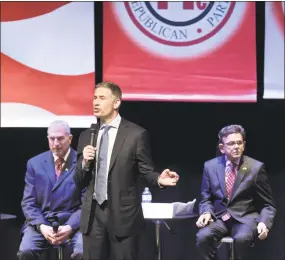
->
xmin=223 ymin=133 xmax=244 ymax=142
xmin=48 ymin=126 xmax=69 ymax=137
xmin=94 ymin=87 xmax=114 ymax=97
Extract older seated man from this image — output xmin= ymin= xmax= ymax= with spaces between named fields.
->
xmin=17 ymin=120 xmax=84 ymax=260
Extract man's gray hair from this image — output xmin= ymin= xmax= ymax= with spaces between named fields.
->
xmin=47 ymin=120 xmax=71 ymax=135
xmin=218 ymin=124 xmax=246 ymax=143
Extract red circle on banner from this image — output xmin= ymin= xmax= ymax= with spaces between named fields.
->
xmin=124 ymin=2 xmax=236 ymax=46
xmin=272 ymin=2 xmax=284 ymax=36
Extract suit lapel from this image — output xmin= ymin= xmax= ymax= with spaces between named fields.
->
xmin=109 ymin=119 xmax=128 ymax=173
xmin=229 ymin=156 xmax=248 ymax=201
xmin=216 ymin=156 xmax=226 ymax=198
xmin=52 ymin=149 xmax=77 ymax=191
xmin=44 ymin=152 xmax=57 ymax=184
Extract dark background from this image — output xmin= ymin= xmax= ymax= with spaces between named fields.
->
xmin=0 ymin=2 xmax=284 ymax=260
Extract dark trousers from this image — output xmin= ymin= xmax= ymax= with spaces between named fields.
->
xmin=17 ymin=225 xmax=83 ymax=260
xmin=196 ymin=218 xmax=256 ymax=260
xmin=83 ymin=200 xmax=139 ymax=260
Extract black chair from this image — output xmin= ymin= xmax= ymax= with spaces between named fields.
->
xmin=218 ymin=236 xmax=255 ymax=260
xmin=218 ymin=236 xmax=235 ymax=260
xmin=40 ymin=245 xmax=64 ymax=260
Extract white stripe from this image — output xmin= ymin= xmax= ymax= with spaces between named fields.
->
xmin=1 ymin=2 xmax=95 ymax=75
xmin=1 ymin=103 xmax=96 ymax=128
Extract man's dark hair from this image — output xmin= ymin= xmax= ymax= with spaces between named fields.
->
xmin=218 ymin=125 xmax=246 ymax=144
xmin=96 ymin=81 xmax=122 ymax=100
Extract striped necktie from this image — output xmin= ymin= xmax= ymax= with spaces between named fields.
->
xmin=225 ymin=161 xmax=236 ymax=199
xmin=55 ymin=157 xmax=64 ymax=179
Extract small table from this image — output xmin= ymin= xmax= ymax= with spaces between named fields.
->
xmin=0 ymin=213 xmax=17 ymax=220
xmin=0 ymin=213 xmax=18 ymax=260
xmin=142 ymin=202 xmax=197 ymax=260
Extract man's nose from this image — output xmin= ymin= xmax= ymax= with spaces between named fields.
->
xmin=54 ymin=139 xmax=60 ymax=145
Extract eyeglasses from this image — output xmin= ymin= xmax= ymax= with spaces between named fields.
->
xmin=225 ymin=140 xmax=244 ymax=147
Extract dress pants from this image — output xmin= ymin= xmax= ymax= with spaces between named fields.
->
xmin=83 ymin=200 xmax=139 ymax=260
xmin=196 ymin=218 xmax=256 ymax=260
xmin=17 ymin=225 xmax=83 ymax=260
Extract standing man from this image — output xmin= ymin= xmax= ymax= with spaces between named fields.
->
xmin=18 ymin=120 xmax=83 ymax=260
xmin=74 ymin=81 xmax=179 ymax=260
xmin=196 ymin=125 xmax=276 ymax=260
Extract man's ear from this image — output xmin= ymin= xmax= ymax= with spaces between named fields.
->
xmin=114 ymin=99 xmax=121 ymax=110
xmin=69 ymin=134 xmax=73 ymax=144
xmin=219 ymin=143 xmax=225 ymax=154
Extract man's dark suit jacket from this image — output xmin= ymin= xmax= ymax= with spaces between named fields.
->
xmin=74 ymin=118 xmax=160 ymax=237
xmin=199 ymin=155 xmax=276 ymax=229
xmin=21 ymin=148 xmax=84 ymax=231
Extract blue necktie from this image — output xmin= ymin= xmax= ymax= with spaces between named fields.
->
xmin=95 ymin=125 xmax=111 ymax=205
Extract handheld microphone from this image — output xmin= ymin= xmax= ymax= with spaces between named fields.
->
xmin=90 ymin=123 xmax=98 ymax=147
xmin=52 ymin=221 xmax=59 ymax=233
xmin=88 ymin=122 xmax=99 ymax=167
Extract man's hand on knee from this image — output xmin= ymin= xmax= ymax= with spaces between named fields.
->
xmin=196 ymin=213 xmax=213 ymax=228
xmin=257 ymin=222 xmax=269 ymax=240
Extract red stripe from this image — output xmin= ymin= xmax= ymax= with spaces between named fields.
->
xmin=1 ymin=53 xmax=95 ymax=115
xmin=0 ymin=2 xmax=70 ymax=22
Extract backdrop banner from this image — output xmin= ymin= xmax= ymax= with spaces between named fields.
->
xmin=1 ymin=2 xmax=96 ymax=127
xmin=263 ymin=2 xmax=284 ymax=99
xmin=103 ymin=2 xmax=257 ymax=102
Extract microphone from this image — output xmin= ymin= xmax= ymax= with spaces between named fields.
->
xmin=52 ymin=221 xmax=59 ymax=233
xmin=90 ymin=123 xmax=98 ymax=147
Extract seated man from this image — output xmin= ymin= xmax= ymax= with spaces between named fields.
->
xmin=196 ymin=124 xmax=276 ymax=260
xmin=17 ymin=120 xmax=84 ymax=260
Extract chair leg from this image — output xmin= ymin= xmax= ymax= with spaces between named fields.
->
xmin=230 ymin=242 xmax=234 ymax=260
xmin=57 ymin=247 xmax=63 ymax=260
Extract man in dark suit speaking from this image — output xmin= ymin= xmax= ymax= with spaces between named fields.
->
xmin=196 ymin=124 xmax=276 ymax=260
xmin=74 ymin=81 xmax=179 ymax=260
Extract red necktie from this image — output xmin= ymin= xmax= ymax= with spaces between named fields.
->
xmin=222 ymin=162 xmax=236 ymax=221
xmin=225 ymin=162 xmax=236 ymax=199
xmin=55 ymin=158 xmax=64 ymax=179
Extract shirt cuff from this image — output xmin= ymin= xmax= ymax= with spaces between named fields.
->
xmin=157 ymin=176 xmax=163 ymax=188
xmin=35 ymin=224 xmax=43 ymax=233
xmin=82 ymin=160 xmax=90 ymax=171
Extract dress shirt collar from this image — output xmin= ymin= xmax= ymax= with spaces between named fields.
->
xmin=100 ymin=114 xmax=121 ymax=130
xmin=53 ymin=148 xmax=70 ymax=162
